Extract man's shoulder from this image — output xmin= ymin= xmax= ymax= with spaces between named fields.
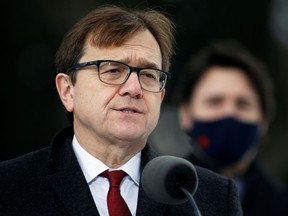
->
xmin=0 ymin=147 xmax=50 ymax=178
xmin=195 ymin=165 xmax=229 ymax=184
xmin=194 ymin=165 xmax=242 ymax=213
xmin=0 ymin=126 xmax=74 ymax=176
xmin=194 ymin=165 xmax=234 ymax=195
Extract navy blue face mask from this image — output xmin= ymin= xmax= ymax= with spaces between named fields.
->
xmin=186 ymin=116 xmax=260 ymax=167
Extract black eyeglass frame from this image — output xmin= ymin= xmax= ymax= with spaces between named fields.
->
xmin=67 ymin=60 xmax=171 ymax=93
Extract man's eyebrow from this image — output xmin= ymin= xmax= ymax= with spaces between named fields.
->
xmin=118 ymin=58 xmax=161 ymax=69
xmin=237 ymin=96 xmax=256 ymax=103
xmin=205 ymin=96 xmax=223 ymax=102
xmin=140 ymin=61 xmax=160 ymax=69
xmin=205 ymin=94 xmax=223 ymax=99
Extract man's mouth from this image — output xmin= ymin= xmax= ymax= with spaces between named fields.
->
xmin=121 ymin=108 xmax=137 ymax=113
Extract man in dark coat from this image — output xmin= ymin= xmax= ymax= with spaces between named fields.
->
xmin=0 ymin=126 xmax=242 ymax=215
xmin=0 ymin=5 xmax=242 ymax=216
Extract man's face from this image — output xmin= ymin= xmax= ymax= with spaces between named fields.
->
xmin=181 ymin=66 xmax=263 ymax=129
xmin=57 ymin=30 xmax=165 ymax=149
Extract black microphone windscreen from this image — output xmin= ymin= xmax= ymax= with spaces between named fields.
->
xmin=141 ymin=155 xmax=198 ymax=205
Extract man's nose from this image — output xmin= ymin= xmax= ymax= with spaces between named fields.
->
xmin=119 ymin=72 xmax=143 ymax=97
xmin=221 ymin=103 xmax=238 ymax=116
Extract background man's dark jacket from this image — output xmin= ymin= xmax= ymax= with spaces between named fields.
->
xmin=241 ymin=160 xmax=288 ymax=216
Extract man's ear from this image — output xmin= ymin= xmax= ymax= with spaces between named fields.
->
xmin=55 ymin=73 xmax=74 ymax=112
xmin=160 ymin=88 xmax=166 ymax=102
xmin=179 ymin=102 xmax=193 ymax=130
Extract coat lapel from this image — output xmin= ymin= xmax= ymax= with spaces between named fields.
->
xmin=136 ymin=144 xmax=168 ymax=216
xmin=48 ymin=167 xmax=99 ymax=216
xmin=47 ymin=127 xmax=99 ymax=216
xmin=136 ymin=186 xmax=168 ymax=216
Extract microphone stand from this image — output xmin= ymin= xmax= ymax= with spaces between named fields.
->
xmin=180 ymin=187 xmax=202 ymax=216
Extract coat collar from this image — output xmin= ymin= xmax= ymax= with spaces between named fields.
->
xmin=48 ymin=126 xmax=168 ymax=216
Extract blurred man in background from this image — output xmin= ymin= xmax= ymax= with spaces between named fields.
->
xmin=150 ymin=40 xmax=288 ymax=215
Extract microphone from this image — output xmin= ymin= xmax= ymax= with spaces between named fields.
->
xmin=141 ymin=155 xmax=201 ymax=216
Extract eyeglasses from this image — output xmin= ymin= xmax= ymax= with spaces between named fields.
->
xmin=68 ymin=60 xmax=171 ymax=93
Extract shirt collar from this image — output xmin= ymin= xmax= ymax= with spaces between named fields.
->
xmin=72 ymin=135 xmax=141 ymax=186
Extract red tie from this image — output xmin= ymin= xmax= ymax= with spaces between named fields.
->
xmin=101 ymin=170 xmax=132 ymax=216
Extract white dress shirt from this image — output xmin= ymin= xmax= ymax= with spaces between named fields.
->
xmin=72 ymin=136 xmax=141 ymax=216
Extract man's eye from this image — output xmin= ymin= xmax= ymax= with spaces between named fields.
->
xmin=238 ymin=101 xmax=252 ymax=110
xmin=144 ymin=73 xmax=156 ymax=80
xmin=206 ymin=98 xmax=221 ymax=106
xmin=107 ymin=68 xmax=120 ymax=73
xmin=141 ymin=70 xmax=158 ymax=80
xmin=102 ymin=67 xmax=123 ymax=74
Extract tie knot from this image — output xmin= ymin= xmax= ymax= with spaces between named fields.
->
xmin=101 ymin=170 xmax=127 ymax=188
